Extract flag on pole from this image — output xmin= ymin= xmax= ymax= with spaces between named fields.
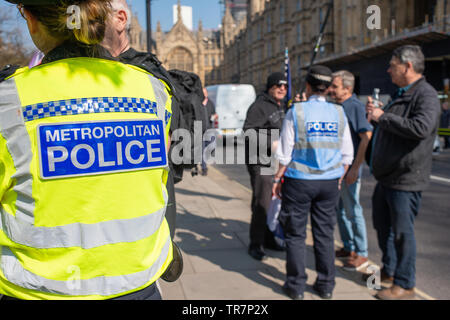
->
xmin=284 ymin=47 xmax=292 ymax=106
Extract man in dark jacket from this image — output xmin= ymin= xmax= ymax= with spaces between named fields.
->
xmin=243 ymin=72 xmax=287 ymax=261
xmin=366 ymin=45 xmax=441 ymax=300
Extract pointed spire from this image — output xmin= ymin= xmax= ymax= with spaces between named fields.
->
xmin=223 ymin=0 xmax=234 ymax=25
xmin=177 ymin=0 xmax=182 ymax=22
xmin=198 ymin=19 xmax=203 ymax=32
xmin=157 ymin=21 xmax=162 ymax=33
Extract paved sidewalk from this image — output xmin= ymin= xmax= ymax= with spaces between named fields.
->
xmin=160 ymin=167 xmax=386 ymax=300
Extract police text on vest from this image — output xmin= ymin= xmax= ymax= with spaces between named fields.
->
xmin=37 ymin=120 xmax=167 ymax=179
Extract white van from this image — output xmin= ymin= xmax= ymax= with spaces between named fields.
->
xmin=206 ymin=84 xmax=256 ymax=138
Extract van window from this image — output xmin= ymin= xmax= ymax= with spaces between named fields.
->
xmin=206 ymin=84 xmax=256 ymax=136
xmin=214 ymin=85 xmax=256 ymax=112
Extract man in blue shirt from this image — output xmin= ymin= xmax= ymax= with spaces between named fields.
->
xmin=329 ymin=71 xmax=373 ymax=272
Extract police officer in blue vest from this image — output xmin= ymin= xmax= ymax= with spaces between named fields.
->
xmin=272 ymin=65 xmax=354 ymax=300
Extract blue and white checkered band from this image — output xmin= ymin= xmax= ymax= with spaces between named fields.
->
xmin=165 ymin=110 xmax=172 ymax=124
xmin=22 ymin=97 xmax=169 ymax=123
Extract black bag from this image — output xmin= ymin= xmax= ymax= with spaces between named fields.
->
xmin=118 ymin=50 xmax=206 ymax=183
xmin=167 ymin=70 xmax=207 ymax=182
xmin=167 ymin=69 xmax=207 ymax=134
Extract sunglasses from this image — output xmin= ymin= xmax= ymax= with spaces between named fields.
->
xmin=276 ymin=84 xmax=288 ymax=89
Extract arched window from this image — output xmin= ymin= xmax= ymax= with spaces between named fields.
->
xmin=166 ymin=47 xmax=194 ymax=72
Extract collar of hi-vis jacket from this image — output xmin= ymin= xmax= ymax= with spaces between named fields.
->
xmin=41 ymin=41 xmax=109 ymax=65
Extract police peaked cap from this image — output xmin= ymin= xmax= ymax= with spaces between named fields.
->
xmin=5 ymin=0 xmax=87 ymax=5
xmin=306 ymin=65 xmax=333 ymax=89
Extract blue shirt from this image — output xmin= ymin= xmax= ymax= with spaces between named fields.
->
xmin=341 ymin=94 xmax=373 ymax=158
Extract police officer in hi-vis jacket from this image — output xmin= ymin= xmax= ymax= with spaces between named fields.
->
xmin=272 ymin=65 xmax=354 ymax=300
xmin=0 ymin=0 xmax=181 ymax=300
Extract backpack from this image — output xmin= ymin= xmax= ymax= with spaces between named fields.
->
xmin=167 ymin=69 xmax=208 ymax=135
xmin=167 ymin=70 xmax=208 ymax=180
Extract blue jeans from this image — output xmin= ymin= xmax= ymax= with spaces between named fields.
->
xmin=372 ymin=183 xmax=421 ymax=289
xmin=337 ymin=177 xmax=368 ymax=257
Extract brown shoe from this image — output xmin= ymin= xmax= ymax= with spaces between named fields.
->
xmin=362 ymin=269 xmax=394 ymax=284
xmin=375 ymin=285 xmax=416 ymax=300
xmin=335 ymin=248 xmax=356 ymax=260
xmin=343 ymin=255 xmax=369 ymax=271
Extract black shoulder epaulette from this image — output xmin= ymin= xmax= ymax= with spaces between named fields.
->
xmin=0 ymin=64 xmax=20 ymax=83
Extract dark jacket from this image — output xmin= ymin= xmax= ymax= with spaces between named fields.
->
xmin=243 ymin=92 xmax=285 ymax=166
xmin=116 ymin=50 xmax=202 ymax=183
xmin=440 ymin=109 xmax=450 ymax=129
xmin=371 ymin=77 xmax=441 ymax=191
xmin=117 ymin=48 xmax=183 ymax=134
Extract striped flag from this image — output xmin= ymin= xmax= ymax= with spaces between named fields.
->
xmin=284 ymin=47 xmax=292 ymax=106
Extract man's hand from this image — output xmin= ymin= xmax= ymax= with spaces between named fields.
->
xmin=345 ymin=167 xmax=359 ymax=185
xmin=366 ymin=96 xmax=384 ymax=122
xmin=272 ymin=181 xmax=282 ymax=200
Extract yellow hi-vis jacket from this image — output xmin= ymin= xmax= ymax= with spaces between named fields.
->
xmin=0 ymin=57 xmax=173 ymax=300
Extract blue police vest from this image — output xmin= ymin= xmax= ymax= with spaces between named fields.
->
xmin=285 ymin=97 xmax=346 ymax=180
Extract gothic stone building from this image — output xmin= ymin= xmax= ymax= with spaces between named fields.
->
xmin=128 ymin=2 xmax=223 ymax=87
xmin=216 ymin=0 xmax=450 ymax=95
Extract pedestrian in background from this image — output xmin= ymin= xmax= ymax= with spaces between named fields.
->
xmin=329 ymin=70 xmax=372 ymax=271
xmin=201 ymin=87 xmax=217 ymax=176
xmin=366 ymin=45 xmax=441 ymax=300
xmin=272 ymin=65 xmax=354 ymax=300
xmin=440 ymin=101 xmax=450 ymax=149
xmin=244 ymin=72 xmax=287 ymax=261
xmin=0 ymin=0 xmax=175 ymax=300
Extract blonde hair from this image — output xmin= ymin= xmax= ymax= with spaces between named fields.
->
xmin=25 ymin=0 xmax=112 ymax=45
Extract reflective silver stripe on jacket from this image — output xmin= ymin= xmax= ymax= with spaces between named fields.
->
xmin=0 ymin=197 xmax=167 ymax=249
xmin=295 ymin=103 xmax=306 ymax=146
xmin=288 ymin=160 xmax=343 ymax=175
xmin=0 ymin=237 xmax=171 ymax=297
xmin=334 ymin=104 xmax=346 ymax=145
xmin=0 ymin=78 xmax=35 ymax=224
xmin=0 ymin=79 xmax=169 ymax=249
xmin=294 ymin=140 xmax=343 ymax=150
xmin=148 ymin=76 xmax=169 ymax=126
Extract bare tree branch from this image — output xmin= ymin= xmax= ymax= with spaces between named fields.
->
xmin=0 ymin=9 xmax=31 ymax=67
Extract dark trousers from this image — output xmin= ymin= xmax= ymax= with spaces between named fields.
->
xmin=201 ymin=136 xmax=216 ymax=173
xmin=166 ymin=169 xmax=177 ymax=240
xmin=247 ymin=165 xmax=274 ymax=247
xmin=372 ymin=183 xmax=421 ymax=289
xmin=444 ymin=136 xmax=450 ymax=149
xmin=279 ymin=178 xmax=340 ymax=295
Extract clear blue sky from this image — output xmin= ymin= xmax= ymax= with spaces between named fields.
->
xmin=0 ymin=0 xmax=223 ymax=50
xmin=131 ymin=0 xmax=223 ymax=31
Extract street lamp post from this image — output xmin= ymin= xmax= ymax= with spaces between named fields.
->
xmin=146 ymin=0 xmax=152 ymax=53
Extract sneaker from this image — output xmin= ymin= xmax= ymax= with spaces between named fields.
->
xmin=335 ymin=248 xmax=356 ymax=260
xmin=343 ymin=254 xmax=369 ymax=271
